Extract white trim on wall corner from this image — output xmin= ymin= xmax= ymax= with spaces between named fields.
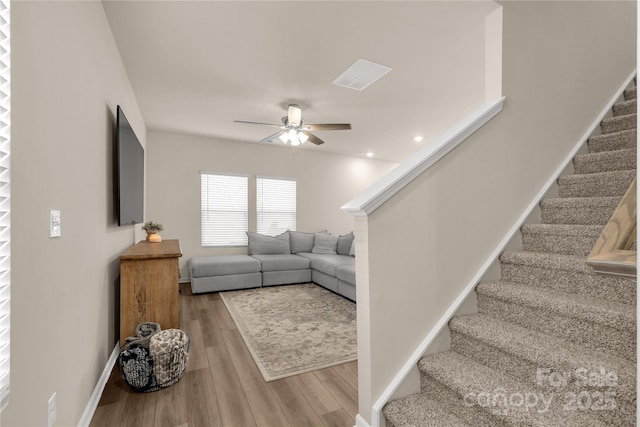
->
xmin=341 ymin=97 xmax=505 ymax=217
xmin=368 ymin=69 xmax=636 ymax=427
xmin=77 ymin=342 xmax=120 ymax=427
xmin=355 ymin=413 xmax=372 ymax=427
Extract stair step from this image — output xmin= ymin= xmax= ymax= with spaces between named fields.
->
xmin=499 ymin=251 xmax=636 ymax=304
xmin=612 ymin=98 xmax=637 ymax=116
xmin=521 ymin=224 xmax=603 ymax=256
xmin=573 ymin=148 xmax=636 ymax=174
xmin=450 ymin=314 xmax=635 ymax=425
xmin=418 ymin=351 xmax=608 ymax=426
xmin=557 ymin=169 xmax=636 ymax=198
xmin=476 ymin=281 xmax=636 ymax=361
xmin=600 ymin=113 xmax=636 ymax=134
xmin=383 ymin=392 xmax=471 ymax=427
xmin=623 ymin=86 xmax=637 ymax=100
xmin=587 ymin=129 xmax=636 ymax=153
xmin=540 ymin=196 xmax=621 ymax=225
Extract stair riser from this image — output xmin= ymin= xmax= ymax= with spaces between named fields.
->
xmin=521 ymin=232 xmax=599 ymax=256
xmin=419 ymin=372 xmax=510 ymax=427
xmin=587 ymin=130 xmax=636 ymax=153
xmin=477 ymin=295 xmax=636 ymax=361
xmin=623 ymin=86 xmax=637 ymax=100
xmin=573 ymin=150 xmax=636 ymax=174
xmin=500 ymin=263 xmax=636 ymax=305
xmin=451 ymin=331 xmax=636 ymax=426
xmin=613 ymin=100 xmax=637 ymax=116
xmin=541 ymin=203 xmax=618 ymax=225
xmin=558 ymin=173 xmax=635 ymax=198
xmin=600 ymin=115 xmax=636 ymax=134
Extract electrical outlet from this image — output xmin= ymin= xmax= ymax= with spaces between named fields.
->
xmin=48 ymin=392 xmax=57 ymax=427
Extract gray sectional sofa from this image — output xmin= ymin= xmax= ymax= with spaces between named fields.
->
xmin=188 ymin=230 xmax=356 ymax=301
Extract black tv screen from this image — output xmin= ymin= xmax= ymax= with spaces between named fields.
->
xmin=116 ymin=105 xmax=144 ymax=226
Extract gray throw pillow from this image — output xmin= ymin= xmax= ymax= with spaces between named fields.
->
xmin=289 ymin=231 xmax=316 ymax=254
xmin=349 ymin=239 xmax=356 ymax=257
xmin=337 ymin=232 xmax=354 ymax=256
xmin=312 ymin=233 xmax=338 ymax=255
xmin=289 ymin=230 xmax=327 ymax=254
xmin=247 ymin=231 xmax=290 ymax=255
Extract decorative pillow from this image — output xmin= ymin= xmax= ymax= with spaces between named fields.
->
xmin=288 ymin=231 xmax=316 ymax=254
xmin=337 ymin=232 xmax=355 ymax=256
xmin=289 ymin=230 xmax=327 ymax=254
xmin=349 ymin=239 xmax=356 ymax=257
xmin=246 ymin=231 xmax=290 ymax=255
xmin=312 ymin=233 xmax=338 ymax=255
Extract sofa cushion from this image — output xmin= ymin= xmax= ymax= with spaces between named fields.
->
xmin=251 ymin=254 xmax=310 ymax=272
xmin=311 ymin=233 xmax=338 ymax=255
xmin=298 ymin=253 xmax=354 ymax=277
xmin=349 ymin=239 xmax=356 ymax=257
xmin=247 ymin=231 xmax=290 ymax=255
xmin=189 ymin=255 xmax=261 ymax=278
xmin=337 ymin=232 xmax=354 ymax=256
xmin=336 ymin=264 xmax=356 ymax=285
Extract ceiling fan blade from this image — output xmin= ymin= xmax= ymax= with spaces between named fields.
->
xmin=260 ymin=131 xmax=286 ymax=143
xmin=301 ymin=131 xmax=325 ymax=145
xmin=305 ymin=123 xmax=352 ymax=131
xmin=234 ymin=120 xmax=284 ymax=129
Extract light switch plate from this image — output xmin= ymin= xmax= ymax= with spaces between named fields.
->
xmin=50 ymin=209 xmax=61 ymax=238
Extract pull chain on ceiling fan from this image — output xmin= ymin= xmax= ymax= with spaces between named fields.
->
xmin=234 ymin=104 xmax=351 ymax=146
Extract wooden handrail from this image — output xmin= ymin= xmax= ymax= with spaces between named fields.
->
xmin=587 ymin=177 xmax=637 ymax=279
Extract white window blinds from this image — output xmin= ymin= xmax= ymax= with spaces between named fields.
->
xmin=201 ymin=173 xmax=248 ymax=246
xmin=256 ymin=177 xmax=296 ymax=236
xmin=0 ymin=0 xmax=10 ymax=412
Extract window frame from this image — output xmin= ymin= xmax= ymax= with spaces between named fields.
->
xmin=200 ymin=172 xmax=249 ymax=247
xmin=256 ymin=176 xmax=297 ymax=237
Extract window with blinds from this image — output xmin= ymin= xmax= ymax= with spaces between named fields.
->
xmin=0 ymin=0 xmax=9 ymax=412
xmin=201 ymin=173 xmax=248 ymax=246
xmin=256 ymin=177 xmax=296 ymax=236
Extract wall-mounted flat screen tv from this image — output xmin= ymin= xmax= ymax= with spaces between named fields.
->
xmin=116 ymin=105 xmax=144 ymax=226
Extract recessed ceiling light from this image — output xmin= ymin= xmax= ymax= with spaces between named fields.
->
xmin=333 ymin=59 xmax=392 ymax=91
xmin=413 ymin=135 xmax=424 ymax=143
xmin=365 ymin=152 xmax=374 ymax=158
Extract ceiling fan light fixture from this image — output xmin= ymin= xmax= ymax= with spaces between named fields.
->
xmin=297 ymin=132 xmax=309 ymax=144
xmin=287 ymin=104 xmax=302 ymax=127
xmin=279 ymin=132 xmax=289 ymax=143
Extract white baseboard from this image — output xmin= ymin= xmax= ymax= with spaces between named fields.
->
xmin=355 ymin=413 xmax=372 ymax=427
xmin=77 ymin=342 xmax=120 ymax=427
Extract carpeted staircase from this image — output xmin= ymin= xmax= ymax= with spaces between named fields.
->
xmin=383 ymin=83 xmax=637 ymax=426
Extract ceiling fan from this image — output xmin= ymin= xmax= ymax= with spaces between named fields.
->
xmin=234 ymin=104 xmax=351 ymax=146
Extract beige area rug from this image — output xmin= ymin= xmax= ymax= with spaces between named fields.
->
xmin=220 ymin=283 xmax=357 ymax=381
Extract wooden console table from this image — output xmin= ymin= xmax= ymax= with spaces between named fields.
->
xmin=119 ymin=239 xmax=182 ymax=345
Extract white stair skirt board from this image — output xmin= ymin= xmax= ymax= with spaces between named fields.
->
xmin=77 ymin=342 xmax=120 ymax=427
xmin=367 ymin=68 xmax=636 ymax=427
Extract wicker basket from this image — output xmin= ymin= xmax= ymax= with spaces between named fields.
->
xmin=119 ymin=328 xmax=190 ymax=393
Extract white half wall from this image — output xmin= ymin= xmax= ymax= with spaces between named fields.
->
xmin=145 ymin=130 xmax=398 ymax=277
xmin=357 ymin=1 xmax=636 ymax=425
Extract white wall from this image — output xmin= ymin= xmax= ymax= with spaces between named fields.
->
xmin=146 ymin=130 xmax=397 ymax=278
xmin=6 ymin=2 xmax=146 ymax=425
xmin=357 ymin=1 xmax=637 ymax=424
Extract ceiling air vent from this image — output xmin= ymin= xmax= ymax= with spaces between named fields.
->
xmin=332 ymin=58 xmax=392 ymax=91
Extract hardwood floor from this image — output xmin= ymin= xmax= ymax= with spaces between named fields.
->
xmin=89 ymin=283 xmax=359 ymax=427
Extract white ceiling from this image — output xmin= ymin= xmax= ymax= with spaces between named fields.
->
xmin=103 ymin=1 xmax=500 ymax=163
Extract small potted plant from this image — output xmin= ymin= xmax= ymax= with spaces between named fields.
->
xmin=142 ymin=221 xmax=164 ymax=242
